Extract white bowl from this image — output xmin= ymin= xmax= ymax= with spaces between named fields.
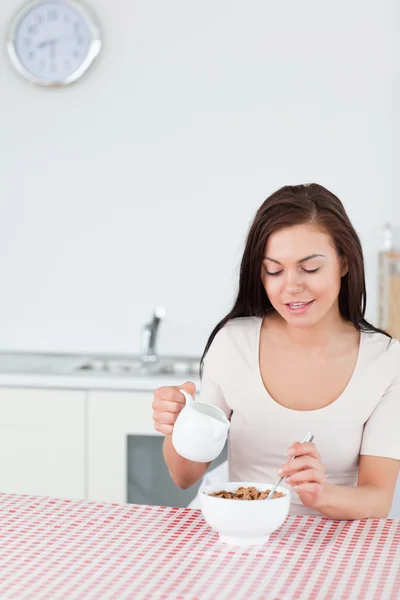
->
xmin=199 ymin=481 xmax=291 ymax=547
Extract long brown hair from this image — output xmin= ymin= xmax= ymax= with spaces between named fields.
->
xmin=201 ymin=183 xmax=390 ymax=373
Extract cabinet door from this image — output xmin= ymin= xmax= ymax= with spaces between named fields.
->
xmin=87 ymin=391 xmax=158 ymax=504
xmin=0 ymin=387 xmax=85 ymax=499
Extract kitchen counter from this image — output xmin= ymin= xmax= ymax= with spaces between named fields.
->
xmin=0 ymin=492 xmax=399 ymax=599
xmin=0 ymin=371 xmax=201 ymax=392
xmin=0 ymin=352 xmax=201 ymax=391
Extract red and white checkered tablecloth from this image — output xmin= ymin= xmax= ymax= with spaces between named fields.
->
xmin=0 ymin=493 xmax=398 ymax=600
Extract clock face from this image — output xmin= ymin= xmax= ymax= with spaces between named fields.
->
xmin=8 ymin=0 xmax=101 ymax=86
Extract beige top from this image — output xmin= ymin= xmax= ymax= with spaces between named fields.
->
xmin=198 ymin=317 xmax=400 ymax=515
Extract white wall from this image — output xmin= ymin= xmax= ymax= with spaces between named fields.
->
xmin=0 ymin=0 xmax=398 ymax=356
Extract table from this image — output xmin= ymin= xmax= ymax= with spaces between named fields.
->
xmin=0 ymin=493 xmax=398 ymax=599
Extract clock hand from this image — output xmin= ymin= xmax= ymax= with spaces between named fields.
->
xmin=49 ymin=40 xmax=57 ymax=70
xmin=37 ymin=39 xmax=51 ymax=48
xmin=37 ymin=35 xmax=73 ymax=49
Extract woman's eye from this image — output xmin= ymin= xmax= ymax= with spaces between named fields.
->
xmin=265 ymin=267 xmax=320 ymax=276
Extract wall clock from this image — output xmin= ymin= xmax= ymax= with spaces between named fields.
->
xmin=7 ymin=0 xmax=102 ymax=87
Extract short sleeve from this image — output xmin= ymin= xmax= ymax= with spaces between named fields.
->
xmin=197 ymin=329 xmax=232 ymax=420
xmin=360 ymin=370 xmax=400 ymax=460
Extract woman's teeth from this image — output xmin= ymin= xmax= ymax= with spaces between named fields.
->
xmin=286 ymin=301 xmax=313 ymax=310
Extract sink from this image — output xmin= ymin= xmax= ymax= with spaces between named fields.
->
xmin=0 ymin=352 xmax=201 ymax=379
xmin=0 ymin=353 xmax=93 ymax=375
xmin=73 ymin=356 xmax=201 ymax=377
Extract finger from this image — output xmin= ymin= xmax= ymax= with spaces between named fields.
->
xmin=287 ymin=469 xmax=326 ymax=486
xmin=152 ymin=398 xmax=184 ymax=414
xmin=154 ymin=386 xmax=188 ymax=405
xmin=179 ymin=381 xmax=197 ymax=396
xmin=152 ymin=411 xmax=178 ymax=425
xmin=287 ymin=442 xmax=321 ymax=460
xmin=279 ymin=455 xmax=324 ymax=477
xmin=154 ymin=422 xmax=173 ymax=436
xmin=292 ymin=482 xmax=324 ymax=495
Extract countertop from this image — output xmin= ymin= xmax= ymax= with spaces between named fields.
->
xmin=0 ymin=492 xmax=399 ymax=599
xmin=0 ymin=352 xmax=201 ymax=392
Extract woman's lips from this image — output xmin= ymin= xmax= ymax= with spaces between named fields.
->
xmin=284 ymin=300 xmax=315 ymax=314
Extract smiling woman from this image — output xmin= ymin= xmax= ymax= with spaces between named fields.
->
xmin=154 ymin=183 xmax=400 ymax=521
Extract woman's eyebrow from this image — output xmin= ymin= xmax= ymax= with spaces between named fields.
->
xmin=263 ymin=253 xmax=326 ymax=265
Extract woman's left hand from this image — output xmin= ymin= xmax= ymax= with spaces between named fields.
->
xmin=278 ymin=441 xmax=328 ymax=509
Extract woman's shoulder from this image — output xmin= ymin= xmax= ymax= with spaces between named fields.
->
xmin=208 ymin=316 xmax=261 ymax=355
xmin=362 ymin=330 xmax=399 ymax=353
xmin=218 ymin=316 xmax=261 ymax=342
xmin=361 ymin=330 xmax=400 ymax=375
xmin=223 ymin=315 xmax=262 ymax=331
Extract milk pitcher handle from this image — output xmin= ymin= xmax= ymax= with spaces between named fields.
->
xmin=179 ymin=389 xmax=194 ymax=405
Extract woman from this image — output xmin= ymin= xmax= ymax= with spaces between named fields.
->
xmin=152 ymin=183 xmax=400 ymax=520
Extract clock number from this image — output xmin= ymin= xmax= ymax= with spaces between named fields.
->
xmin=28 ymin=51 xmax=35 ymax=60
xmin=48 ymin=9 xmax=59 ymax=20
xmin=36 ymin=14 xmax=44 ymax=24
xmin=25 ymin=37 xmax=32 ymax=47
xmin=28 ymin=25 xmax=37 ymax=34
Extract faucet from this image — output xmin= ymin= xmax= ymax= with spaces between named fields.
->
xmin=140 ymin=307 xmax=166 ymax=362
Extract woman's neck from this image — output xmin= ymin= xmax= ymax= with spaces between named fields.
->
xmin=266 ymin=310 xmax=357 ymax=352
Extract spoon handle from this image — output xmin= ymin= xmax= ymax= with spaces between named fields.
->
xmin=267 ymin=432 xmax=314 ymax=500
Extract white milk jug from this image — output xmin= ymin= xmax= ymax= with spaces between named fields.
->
xmin=172 ymin=389 xmax=230 ymax=463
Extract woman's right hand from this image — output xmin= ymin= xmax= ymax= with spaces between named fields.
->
xmin=152 ymin=381 xmax=196 ymax=436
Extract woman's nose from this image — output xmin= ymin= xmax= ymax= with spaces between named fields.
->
xmin=285 ymin=272 xmax=304 ymax=294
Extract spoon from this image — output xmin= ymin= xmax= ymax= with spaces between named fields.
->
xmin=267 ymin=432 xmax=315 ymax=499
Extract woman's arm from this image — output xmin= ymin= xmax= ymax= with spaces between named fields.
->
xmin=280 ymin=442 xmax=399 ymax=520
xmin=285 ymin=364 xmax=400 ymax=520
xmin=316 ymin=455 xmax=399 ymax=520
xmin=161 ymin=328 xmax=232 ymax=490
xmin=153 ymin=382 xmax=211 ymax=489
xmin=163 ymin=436 xmax=211 ymax=489
xmin=155 ymin=328 xmax=231 ymax=490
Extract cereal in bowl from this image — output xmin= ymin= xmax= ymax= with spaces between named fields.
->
xmin=208 ymin=486 xmax=285 ymax=500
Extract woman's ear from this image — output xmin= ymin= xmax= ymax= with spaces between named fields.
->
xmin=340 ymin=256 xmax=349 ymax=277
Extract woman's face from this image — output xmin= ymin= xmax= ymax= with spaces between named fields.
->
xmin=261 ymin=223 xmax=347 ymax=328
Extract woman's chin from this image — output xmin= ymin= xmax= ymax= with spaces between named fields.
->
xmin=286 ymin=318 xmax=317 ymax=329
xmin=278 ymin=311 xmax=321 ymax=329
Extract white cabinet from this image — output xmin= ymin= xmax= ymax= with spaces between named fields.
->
xmin=87 ymin=390 xmax=159 ymax=504
xmin=0 ymin=387 xmax=85 ymax=499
